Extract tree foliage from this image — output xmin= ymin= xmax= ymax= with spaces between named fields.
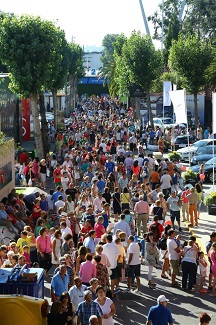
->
xmin=169 ymin=34 xmax=213 ymax=127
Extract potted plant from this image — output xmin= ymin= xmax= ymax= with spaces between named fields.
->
xmin=168 ymin=151 xmax=181 ymax=162
xmin=182 ymin=168 xmax=198 ymax=187
xmin=204 ymin=192 xmax=216 ymax=215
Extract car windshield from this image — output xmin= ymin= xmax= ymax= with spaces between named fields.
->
xmin=196 ymin=147 xmax=216 ymax=155
xmin=192 ymin=140 xmax=211 ymax=148
xmin=162 ymin=118 xmax=173 ymax=124
xmin=205 ymin=157 xmax=216 ymax=165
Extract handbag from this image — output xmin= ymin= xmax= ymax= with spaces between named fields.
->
xmin=28 ymin=178 xmax=32 ymax=186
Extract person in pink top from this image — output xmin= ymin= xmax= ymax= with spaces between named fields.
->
xmin=94 ymin=216 xmax=106 ymax=244
xmin=80 ymin=253 xmax=96 ymax=286
xmin=181 ymin=185 xmax=190 ymax=222
xmin=134 ymin=195 xmax=150 ymax=236
xmin=36 ymin=227 xmax=52 ymax=277
xmin=22 ymin=245 xmax=31 ymax=268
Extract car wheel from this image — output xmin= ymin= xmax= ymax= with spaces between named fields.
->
xmin=208 ymin=171 xmax=216 ymax=183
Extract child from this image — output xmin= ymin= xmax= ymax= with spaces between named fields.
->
xmin=198 ymin=251 xmax=208 ymax=293
xmin=22 ymin=245 xmax=31 ymax=268
xmin=140 ymin=233 xmax=147 ymax=264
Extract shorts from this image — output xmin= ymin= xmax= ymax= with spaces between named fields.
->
xmin=170 ymin=211 xmax=180 ymax=222
xmin=113 ymin=207 xmax=121 ymax=214
xmin=170 ymin=259 xmax=179 ymax=276
xmin=116 ymin=263 xmax=123 ymax=278
xmin=110 ymin=267 xmax=117 ymax=280
xmin=128 ymin=264 xmax=141 ymax=278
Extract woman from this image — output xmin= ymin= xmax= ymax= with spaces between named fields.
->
xmin=65 ymin=195 xmax=75 ymax=214
xmin=38 ymin=158 xmax=47 ymax=189
xmin=52 ymin=229 xmax=62 ymax=267
xmin=131 ymin=160 xmax=140 ymax=177
xmin=32 ymin=157 xmax=39 ymax=186
xmin=61 ymin=233 xmax=73 ymax=256
xmin=35 ymin=217 xmax=46 ymax=237
xmin=199 ymin=312 xmax=211 ymax=325
xmin=195 ymin=183 xmax=203 ymax=219
xmin=87 ymin=278 xmax=99 ymax=301
xmin=158 ymin=225 xmax=172 ymax=279
xmin=36 ymin=227 xmax=52 ymax=277
xmin=181 ymin=239 xmax=198 ymax=292
xmin=60 ymin=291 xmax=76 ymax=325
xmin=95 ymin=285 xmax=116 ymax=325
xmin=158 ymin=137 xmax=165 ymax=155
xmin=75 ymin=245 xmax=87 ymax=275
xmin=112 ymin=187 xmax=121 ymax=222
xmin=145 ymin=232 xmax=159 ymax=288
xmin=152 ymin=200 xmax=164 ymax=224
xmin=122 ymin=209 xmax=135 ymax=235
xmin=102 ymin=187 xmax=112 ymax=204
xmin=68 ymin=212 xmax=80 ymax=247
xmin=120 ymin=187 xmax=130 ymax=211
xmin=32 ymin=199 xmax=42 ymax=224
xmin=47 ymin=301 xmax=66 ymax=325
xmin=128 ymin=173 xmax=138 ymax=190
xmin=141 ymin=161 xmax=150 ymax=185
xmin=209 ymin=242 xmax=216 ymax=296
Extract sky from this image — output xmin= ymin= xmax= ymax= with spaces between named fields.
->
xmin=0 ymin=0 xmax=161 ymax=49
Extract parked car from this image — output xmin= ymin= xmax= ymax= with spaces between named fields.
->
xmin=174 ymin=135 xmax=193 ymax=150
xmin=177 ymin=139 xmax=215 ymax=161
xmin=191 ymin=146 xmax=216 ymax=165
xmin=191 ymin=157 xmax=216 ymax=183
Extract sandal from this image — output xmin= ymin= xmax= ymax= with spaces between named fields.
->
xmin=161 ymin=274 xmax=169 ymax=279
xmin=171 ymin=282 xmax=181 ymax=288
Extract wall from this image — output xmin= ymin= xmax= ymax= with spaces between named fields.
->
xmin=0 ymin=139 xmax=15 ymax=201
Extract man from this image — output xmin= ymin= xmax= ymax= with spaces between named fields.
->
xmin=146 ymin=295 xmax=173 ymax=325
xmin=54 ymin=256 xmax=74 ymax=288
xmin=80 ymin=219 xmax=93 ymax=241
xmin=187 ymin=187 xmax=199 ymax=227
xmin=148 ymin=184 xmax=161 ymax=204
xmin=134 ymin=195 xmax=150 ymax=236
xmin=149 ymin=167 xmax=160 ymax=190
xmin=89 ymin=315 xmax=99 ymax=325
xmin=102 ymin=234 xmax=121 ymax=298
xmin=69 ymin=276 xmax=88 ymax=310
xmin=148 ymin=215 xmax=164 ymax=242
xmin=82 ymin=205 xmax=96 ymax=228
xmin=167 ymin=229 xmax=181 ymax=287
xmin=76 ymin=290 xmax=103 ymax=325
xmin=160 ymin=170 xmax=172 ymax=200
xmin=60 ymin=221 xmax=72 ymax=237
xmin=93 ymin=193 xmax=106 ymax=213
xmin=181 ymin=186 xmax=190 ymax=222
xmin=83 ymin=230 xmax=96 ymax=254
xmin=105 ymin=155 xmax=115 ymax=176
xmin=23 ymin=191 xmax=40 ymax=212
xmin=0 ymin=203 xmax=18 ymax=235
xmin=124 ymin=154 xmax=134 ymax=177
xmin=55 ymin=195 xmax=65 ymax=211
xmin=127 ymin=235 xmax=141 ymax=292
xmin=118 ymin=172 xmax=128 ymax=192
xmin=52 ymin=186 xmax=63 ymax=204
xmin=205 ymin=231 xmax=216 ymax=290
xmin=97 ymin=174 xmax=106 ymax=194
xmin=167 ymin=190 xmax=182 ymax=232
xmin=113 ymin=214 xmax=131 ymax=240
xmin=51 ymin=264 xmax=69 ymax=301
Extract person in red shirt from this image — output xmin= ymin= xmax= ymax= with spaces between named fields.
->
xmin=181 ymin=186 xmax=190 ymax=222
xmin=19 ymin=151 xmax=29 ymax=164
xmin=32 ymin=199 xmax=42 ymax=223
xmin=80 ymin=219 xmax=93 ymax=241
xmin=148 ymin=215 xmax=164 ymax=242
xmin=53 ymin=164 xmax=62 ymax=186
xmin=94 ymin=216 xmax=106 ymax=244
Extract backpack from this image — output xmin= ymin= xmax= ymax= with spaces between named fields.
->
xmin=149 ymin=223 xmax=160 ymax=242
xmin=157 ymin=236 xmax=167 ymax=250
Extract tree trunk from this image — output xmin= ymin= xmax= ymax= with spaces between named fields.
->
xmin=39 ymin=92 xmax=50 ymax=157
xmin=30 ymin=92 xmax=44 ymax=159
xmin=147 ymin=91 xmax=153 ymax=127
xmin=52 ymin=88 xmax=58 ymax=130
xmin=194 ymin=92 xmax=198 ymax=128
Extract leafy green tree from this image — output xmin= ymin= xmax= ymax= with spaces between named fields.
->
xmin=169 ymin=34 xmax=213 ymax=127
xmin=66 ymin=43 xmax=84 ymax=112
xmin=121 ymin=31 xmax=162 ymax=125
xmin=0 ymin=14 xmax=65 ymax=158
xmin=100 ymin=34 xmax=120 ymax=95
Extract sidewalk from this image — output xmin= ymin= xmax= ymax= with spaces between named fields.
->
xmin=185 ymin=210 xmax=215 ymax=255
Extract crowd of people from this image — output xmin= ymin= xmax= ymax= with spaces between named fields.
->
xmin=0 ymin=96 xmax=215 ymax=324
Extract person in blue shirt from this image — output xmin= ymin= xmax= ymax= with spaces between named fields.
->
xmin=52 ymin=186 xmax=63 ymax=204
xmin=83 ymin=230 xmax=96 ymax=254
xmin=51 ymin=264 xmax=69 ymax=301
xmin=105 ymin=156 xmax=115 ymax=176
xmin=204 ymin=127 xmax=210 ymax=139
xmin=146 ymin=295 xmax=173 ymax=325
xmin=97 ymin=174 xmax=106 ymax=193
xmin=149 ymin=130 xmax=156 ymax=145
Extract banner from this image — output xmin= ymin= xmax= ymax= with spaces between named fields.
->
xmin=21 ymin=99 xmax=31 ymax=141
xmin=169 ymin=89 xmax=187 ymax=124
xmin=163 ymin=81 xmax=172 ymax=106
xmin=212 ymin=92 xmax=216 ymax=135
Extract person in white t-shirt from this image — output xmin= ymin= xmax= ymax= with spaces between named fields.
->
xmin=102 ymin=234 xmax=121 ymax=298
xmin=160 ymin=170 xmax=172 ymax=199
xmin=126 ymin=235 xmax=141 ymax=292
xmin=167 ymin=229 xmax=181 ymax=288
